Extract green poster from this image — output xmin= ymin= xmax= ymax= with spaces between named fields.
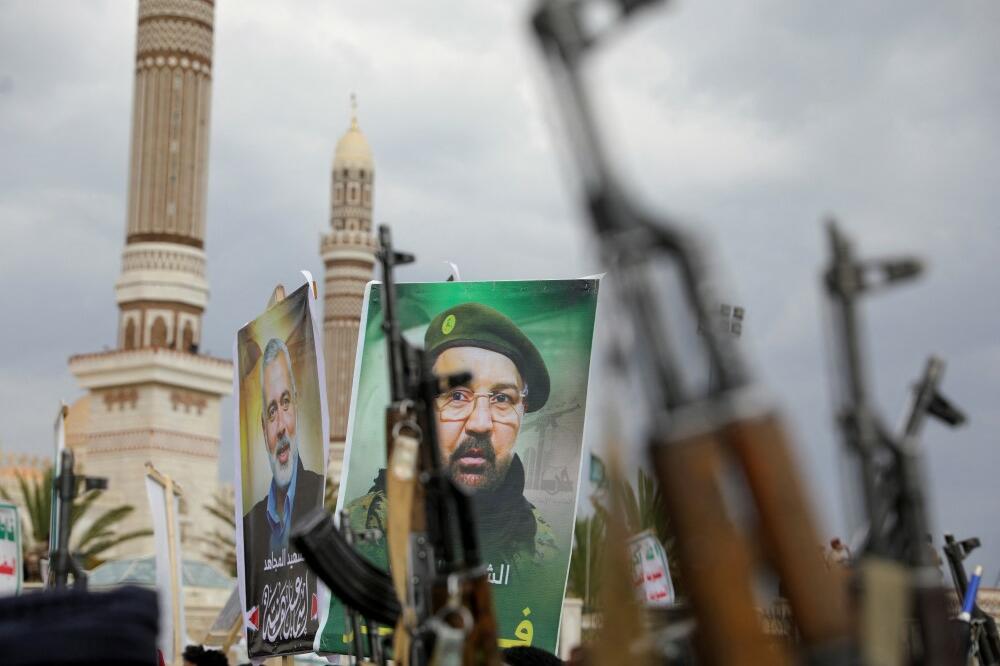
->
xmin=318 ymin=279 xmax=599 ymax=655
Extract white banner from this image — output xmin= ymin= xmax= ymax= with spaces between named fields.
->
xmin=628 ymin=529 xmax=676 ymax=607
xmin=146 ymin=470 xmax=187 ymax=663
xmin=0 ymin=502 xmax=21 ymax=596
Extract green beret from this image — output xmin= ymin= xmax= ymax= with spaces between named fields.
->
xmin=425 ymin=302 xmax=549 ymax=412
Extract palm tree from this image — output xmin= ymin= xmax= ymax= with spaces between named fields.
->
xmin=567 ymin=511 xmax=606 ymax=612
xmin=195 ymin=487 xmax=237 ymax=577
xmin=567 ymin=463 xmax=681 ymax=612
xmin=1 ymin=466 xmax=151 ymax=578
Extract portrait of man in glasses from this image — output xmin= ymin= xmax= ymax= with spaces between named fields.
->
xmin=243 ymin=337 xmax=325 ymax=573
xmin=347 ymin=302 xmax=559 ymax=564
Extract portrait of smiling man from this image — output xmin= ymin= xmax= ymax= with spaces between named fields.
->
xmin=236 ymin=284 xmax=329 ymax=658
xmin=243 ymin=337 xmax=325 ymax=559
xmin=347 ymin=302 xmax=559 ymax=564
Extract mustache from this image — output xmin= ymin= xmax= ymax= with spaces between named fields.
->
xmin=273 ymin=434 xmax=292 ymax=460
xmin=449 ymin=434 xmax=495 ymax=465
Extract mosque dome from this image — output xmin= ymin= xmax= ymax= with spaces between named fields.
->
xmin=334 ymin=112 xmax=373 ymax=169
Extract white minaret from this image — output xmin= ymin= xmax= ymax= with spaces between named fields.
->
xmin=322 ymin=96 xmax=377 ymax=486
xmin=68 ymin=0 xmax=230 ymax=561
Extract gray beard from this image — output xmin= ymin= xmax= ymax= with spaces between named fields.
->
xmin=269 ymin=433 xmax=299 ymax=490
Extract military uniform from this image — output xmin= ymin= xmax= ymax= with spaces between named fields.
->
xmin=346 ymin=454 xmax=558 ymax=566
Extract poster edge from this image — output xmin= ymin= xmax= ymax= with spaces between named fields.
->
xmin=554 ymin=275 xmax=603 ymax=653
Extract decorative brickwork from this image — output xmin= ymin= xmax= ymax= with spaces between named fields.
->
xmin=136 ymin=19 xmax=213 ymax=62
xmin=137 ymin=0 xmax=214 ymax=27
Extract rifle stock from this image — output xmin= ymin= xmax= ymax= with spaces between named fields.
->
xmin=724 ymin=412 xmax=852 ymax=647
xmin=651 ymin=430 xmax=788 ymax=665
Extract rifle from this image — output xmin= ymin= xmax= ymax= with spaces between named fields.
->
xmin=943 ymin=535 xmax=1000 ymax=665
xmin=49 ymin=448 xmax=106 ymax=590
xmin=533 ymin=2 xmax=853 ymax=663
xmin=824 ymin=223 xmax=960 ymax=664
xmin=377 ymin=224 xmax=500 ymax=666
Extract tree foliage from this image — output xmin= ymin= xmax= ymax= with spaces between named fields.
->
xmin=195 ymin=486 xmax=237 ymax=577
xmin=567 ymin=461 xmax=680 ymax=612
xmin=0 ymin=466 xmax=151 ymax=577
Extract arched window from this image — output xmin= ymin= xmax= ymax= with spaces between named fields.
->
xmin=181 ymin=321 xmax=195 ymax=352
xmin=150 ymin=317 xmax=168 ymax=348
xmin=124 ymin=319 xmax=136 ymax=350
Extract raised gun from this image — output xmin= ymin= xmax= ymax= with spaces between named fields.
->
xmin=825 ymin=223 xmax=960 ymax=664
xmin=49 ymin=448 xmax=106 ymax=590
xmin=533 ymin=2 xmax=853 ymax=663
xmin=377 ymin=224 xmax=500 ymax=666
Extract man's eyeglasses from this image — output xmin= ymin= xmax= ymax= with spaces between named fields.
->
xmin=266 ymin=391 xmax=293 ymax=423
xmin=434 ymin=387 xmax=526 ymax=422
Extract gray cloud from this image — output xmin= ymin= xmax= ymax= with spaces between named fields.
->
xmin=2 ymin=1 xmax=998 ymax=569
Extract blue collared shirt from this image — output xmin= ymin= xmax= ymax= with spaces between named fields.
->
xmin=265 ymin=458 xmax=299 ymax=553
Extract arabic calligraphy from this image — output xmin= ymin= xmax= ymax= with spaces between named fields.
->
xmin=259 ymin=573 xmax=311 ymax=642
xmin=486 ymin=562 xmax=511 ymax=586
xmin=262 ymin=547 xmax=305 ymax=572
xmin=497 ymin=607 xmax=534 ymax=648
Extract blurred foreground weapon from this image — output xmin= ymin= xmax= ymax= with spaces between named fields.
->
xmin=943 ymin=535 xmax=1000 ymax=665
xmin=533 ymin=1 xmax=853 ymax=663
xmin=49 ymin=448 xmax=106 ymax=590
xmin=377 ymin=224 xmax=500 ymax=666
xmin=824 ymin=223 xmax=960 ymax=664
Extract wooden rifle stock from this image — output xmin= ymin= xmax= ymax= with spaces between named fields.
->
xmin=651 ymin=430 xmax=789 ymax=666
xmin=724 ymin=413 xmax=852 ymax=648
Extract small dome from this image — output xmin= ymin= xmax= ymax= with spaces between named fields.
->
xmin=334 ymin=115 xmax=373 ymax=169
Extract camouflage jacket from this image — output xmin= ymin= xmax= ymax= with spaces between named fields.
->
xmin=344 ymin=454 xmax=558 ymax=567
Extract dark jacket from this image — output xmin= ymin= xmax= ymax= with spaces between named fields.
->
xmin=346 ymin=454 xmax=558 ymax=565
xmin=241 ymin=457 xmax=324 ymax=658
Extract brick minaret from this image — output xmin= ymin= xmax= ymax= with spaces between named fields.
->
xmin=68 ymin=0 xmax=230 ymax=560
xmin=321 ymin=96 xmax=376 ymax=486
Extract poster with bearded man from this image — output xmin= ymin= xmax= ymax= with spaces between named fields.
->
xmin=318 ymin=278 xmax=599 ymax=655
xmin=234 ymin=280 xmax=328 ymax=659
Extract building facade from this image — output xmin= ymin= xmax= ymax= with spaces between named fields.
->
xmin=67 ymin=0 xmax=230 ymax=561
xmin=321 ymin=100 xmax=377 ymax=485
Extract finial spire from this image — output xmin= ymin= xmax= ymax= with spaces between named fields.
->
xmin=350 ymin=93 xmax=358 ymax=130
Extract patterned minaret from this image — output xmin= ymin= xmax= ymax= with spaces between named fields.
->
xmin=322 ymin=96 xmax=377 ymax=484
xmin=68 ymin=0 xmax=230 ymax=561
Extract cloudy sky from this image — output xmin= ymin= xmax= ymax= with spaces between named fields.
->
xmin=1 ymin=1 xmax=998 ymax=571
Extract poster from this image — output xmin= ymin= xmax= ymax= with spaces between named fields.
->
xmin=627 ymin=529 xmax=676 ymax=607
xmin=234 ymin=279 xmax=329 ymax=658
xmin=318 ymin=278 xmax=600 ymax=654
xmin=0 ymin=502 xmax=21 ymax=596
